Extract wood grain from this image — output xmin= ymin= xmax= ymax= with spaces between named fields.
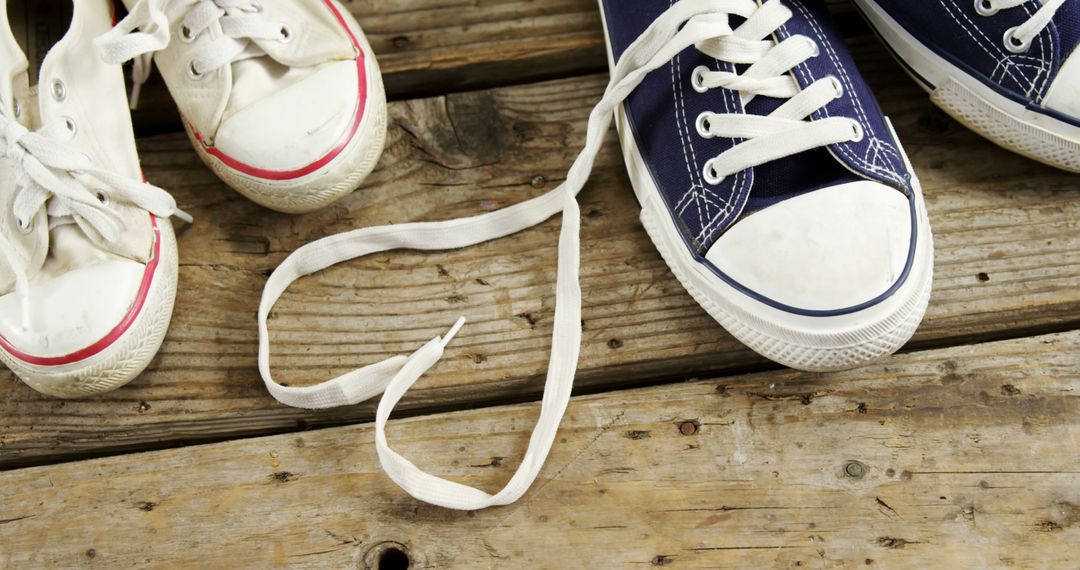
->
xmin=1 ymin=331 xmax=1077 ymax=568
xmin=2 ymin=38 xmax=1080 ymax=467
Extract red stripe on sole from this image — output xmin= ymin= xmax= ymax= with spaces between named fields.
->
xmin=190 ymin=0 xmax=369 ymax=181
xmin=0 ymin=215 xmax=164 ymax=367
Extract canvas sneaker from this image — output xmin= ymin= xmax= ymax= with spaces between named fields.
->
xmin=0 ymin=0 xmax=189 ymax=397
xmin=252 ymin=0 xmax=933 ymax=511
xmin=853 ymin=0 xmax=1080 ymax=172
xmin=601 ymin=0 xmax=934 ymax=371
xmin=95 ymin=0 xmax=388 ymax=214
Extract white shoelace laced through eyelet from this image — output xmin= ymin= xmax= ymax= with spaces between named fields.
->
xmin=187 ymin=60 xmax=205 ymax=80
xmin=1004 ymin=26 xmax=1031 ymax=52
xmin=15 ymin=216 xmax=31 ymax=234
xmin=180 ymin=24 xmax=197 ymax=43
xmin=695 ymin=112 xmax=713 ymax=138
xmin=691 ymin=65 xmax=710 ymax=93
xmin=702 ymin=158 xmax=725 ymax=185
xmin=975 ymin=0 xmax=1000 ymax=16
xmin=61 ymin=116 xmax=77 ymax=138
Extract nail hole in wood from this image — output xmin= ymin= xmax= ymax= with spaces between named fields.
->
xmin=364 ymin=541 xmax=412 ymax=570
xmin=379 ymin=547 xmax=409 ymax=570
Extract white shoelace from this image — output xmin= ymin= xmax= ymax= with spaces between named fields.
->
xmin=981 ymin=0 xmax=1067 ymax=50
xmin=0 ymin=113 xmax=191 ymax=330
xmin=95 ymin=0 xmax=287 ymax=108
xmin=257 ymin=0 xmax=858 ymax=511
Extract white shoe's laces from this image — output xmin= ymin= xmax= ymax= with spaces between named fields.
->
xmin=0 ymin=113 xmax=191 ymax=329
xmin=257 ymin=0 xmax=859 ymax=511
xmin=94 ymin=0 xmax=289 ymax=108
xmin=980 ymin=0 xmax=1067 ymax=51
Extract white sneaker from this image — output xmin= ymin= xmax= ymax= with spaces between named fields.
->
xmin=0 ymin=0 xmax=189 ymax=397
xmin=96 ymin=0 xmax=388 ymax=214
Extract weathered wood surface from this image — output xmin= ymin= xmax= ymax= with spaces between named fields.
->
xmin=2 ymin=38 xmax=1080 ymax=467
xmin=2 ymin=331 xmax=1078 ymax=568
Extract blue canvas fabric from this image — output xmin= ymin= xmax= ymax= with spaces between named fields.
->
xmin=1056 ymin=1 xmax=1080 ymax=59
xmin=871 ymin=0 xmax=1079 ymax=104
xmin=602 ymin=0 xmax=913 ymax=254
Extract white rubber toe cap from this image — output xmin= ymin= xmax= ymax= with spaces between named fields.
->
xmin=703 ymin=180 xmax=913 ymax=312
xmin=213 ymin=59 xmax=361 ymax=173
xmin=0 ymin=260 xmax=143 ymax=359
xmin=1044 ymin=48 xmax=1080 ymax=120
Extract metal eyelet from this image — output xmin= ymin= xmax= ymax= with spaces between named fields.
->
xmin=278 ymin=23 xmax=293 ymax=43
xmin=702 ymin=159 xmax=725 ymax=185
xmin=1003 ymin=27 xmax=1031 ymax=53
xmin=850 ymin=120 xmax=865 ymax=142
xmin=12 ymin=99 xmax=21 ymax=118
xmin=827 ymin=76 xmax=844 ymax=98
xmin=50 ymin=79 xmax=66 ymax=102
xmin=805 ymin=37 xmax=820 ymax=58
xmin=96 ymin=191 xmax=110 ymax=206
xmin=180 ymin=24 xmax=197 ymax=43
xmin=691 ymin=65 xmax=710 ymax=93
xmin=61 ymin=116 xmax=77 ymax=137
xmin=187 ymin=60 xmax=206 ymax=81
xmin=15 ymin=216 xmax=32 ymax=234
xmin=974 ymin=0 xmax=998 ymax=16
xmin=695 ymin=112 xmax=714 ymax=138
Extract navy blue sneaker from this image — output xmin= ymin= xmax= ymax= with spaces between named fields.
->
xmin=600 ymin=0 xmax=934 ymax=371
xmin=854 ymin=0 xmax=1080 ymax=172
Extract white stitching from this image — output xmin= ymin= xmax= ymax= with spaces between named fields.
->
xmin=940 ymin=0 xmax=1045 ymax=93
xmin=788 ymin=1 xmax=906 ymax=186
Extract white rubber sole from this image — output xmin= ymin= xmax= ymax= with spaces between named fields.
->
xmin=618 ymin=105 xmax=934 ymax=371
xmin=186 ymin=1 xmax=388 ymax=214
xmin=854 ymin=0 xmax=1080 ymax=173
xmin=0 ymin=219 xmax=179 ymax=398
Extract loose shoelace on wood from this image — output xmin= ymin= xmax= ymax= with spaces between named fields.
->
xmin=256 ymin=0 xmax=863 ymax=510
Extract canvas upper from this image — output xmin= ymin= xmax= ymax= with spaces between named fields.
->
xmin=869 ymin=0 xmax=1080 ymax=124
xmin=98 ymin=0 xmax=374 ymax=175
xmin=602 ymin=0 xmax=920 ymax=313
xmin=0 ymin=0 xmax=183 ymax=358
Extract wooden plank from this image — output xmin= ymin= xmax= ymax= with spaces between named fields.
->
xmin=2 ymin=38 xmax=1080 ymax=467
xmin=1 ymin=331 xmax=1077 ymax=568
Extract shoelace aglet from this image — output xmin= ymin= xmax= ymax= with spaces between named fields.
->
xmin=173 ymin=208 xmax=194 ymax=225
xmin=441 ymin=317 xmax=467 ymax=348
